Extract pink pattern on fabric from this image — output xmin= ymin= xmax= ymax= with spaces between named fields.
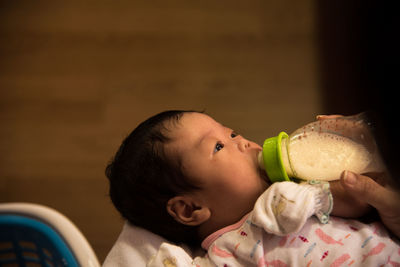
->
xmin=257 ymin=256 xmax=288 ymax=267
xmin=315 ymin=228 xmax=344 ymax=246
xmin=387 ymin=256 xmax=400 ymax=267
xmin=330 ymin=253 xmax=350 ymax=267
xmin=211 ymin=244 xmax=234 ymax=258
xmin=362 ymin=242 xmax=386 ymax=262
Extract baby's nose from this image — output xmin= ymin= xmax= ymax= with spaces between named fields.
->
xmin=237 ymin=138 xmax=250 ymax=152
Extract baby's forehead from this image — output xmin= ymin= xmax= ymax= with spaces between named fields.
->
xmin=166 ymin=113 xmax=221 ymax=143
xmin=178 ymin=112 xmax=220 ymax=132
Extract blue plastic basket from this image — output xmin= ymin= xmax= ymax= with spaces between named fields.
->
xmin=0 ymin=214 xmax=79 ymax=267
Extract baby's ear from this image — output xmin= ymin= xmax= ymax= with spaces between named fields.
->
xmin=166 ymin=196 xmax=210 ymax=226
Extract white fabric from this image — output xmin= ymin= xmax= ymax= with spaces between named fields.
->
xmin=102 ymin=223 xmax=199 ymax=267
xmin=102 ymin=223 xmax=165 ymax=266
xmin=252 ymin=181 xmax=332 ymax=235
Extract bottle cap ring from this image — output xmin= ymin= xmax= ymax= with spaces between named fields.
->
xmin=262 ymin=132 xmax=291 ymax=183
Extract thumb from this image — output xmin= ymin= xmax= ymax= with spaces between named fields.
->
xmin=340 ymin=170 xmax=393 ymax=212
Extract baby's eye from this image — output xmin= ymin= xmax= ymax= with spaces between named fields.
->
xmin=214 ymin=142 xmax=224 ymax=153
xmin=230 ymin=132 xmax=239 ymax=138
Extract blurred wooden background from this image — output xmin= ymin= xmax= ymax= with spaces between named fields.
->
xmin=0 ymin=0 xmax=386 ymax=263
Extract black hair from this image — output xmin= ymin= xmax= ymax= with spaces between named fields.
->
xmin=105 ymin=110 xmax=201 ymax=246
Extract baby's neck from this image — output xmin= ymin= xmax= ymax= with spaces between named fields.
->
xmin=198 ymin=220 xmax=218 ymax=241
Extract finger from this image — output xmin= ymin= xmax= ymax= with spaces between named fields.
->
xmin=340 ymin=171 xmax=395 ymax=212
xmin=361 ymin=171 xmax=388 ymax=186
xmin=316 ymin=115 xmax=343 ymax=120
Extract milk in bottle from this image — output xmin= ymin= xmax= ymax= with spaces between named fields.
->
xmin=258 ymin=113 xmax=385 ymax=182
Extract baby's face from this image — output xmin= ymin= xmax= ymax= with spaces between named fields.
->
xmin=165 ymin=112 xmax=270 ymax=227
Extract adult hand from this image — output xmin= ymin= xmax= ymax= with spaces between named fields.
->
xmin=341 ymin=170 xmax=400 ymax=238
xmin=329 ymin=178 xmax=371 ymax=219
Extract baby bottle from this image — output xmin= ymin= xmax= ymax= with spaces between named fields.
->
xmin=258 ymin=113 xmax=385 ymax=182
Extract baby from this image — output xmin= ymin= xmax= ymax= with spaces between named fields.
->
xmin=106 ymin=110 xmax=400 ymax=266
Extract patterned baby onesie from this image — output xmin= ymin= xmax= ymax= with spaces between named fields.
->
xmin=148 ymin=181 xmax=400 ymax=267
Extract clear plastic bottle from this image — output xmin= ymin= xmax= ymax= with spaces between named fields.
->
xmin=258 ymin=113 xmax=385 ymax=182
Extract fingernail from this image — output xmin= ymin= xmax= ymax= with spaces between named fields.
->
xmin=344 ymin=171 xmax=357 ymax=186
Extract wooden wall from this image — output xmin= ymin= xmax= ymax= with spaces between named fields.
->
xmin=0 ymin=1 xmax=322 ymax=262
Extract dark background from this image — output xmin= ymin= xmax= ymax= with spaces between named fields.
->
xmin=1 ymin=1 xmax=394 ymax=262
xmin=317 ymin=1 xmax=397 ymax=180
